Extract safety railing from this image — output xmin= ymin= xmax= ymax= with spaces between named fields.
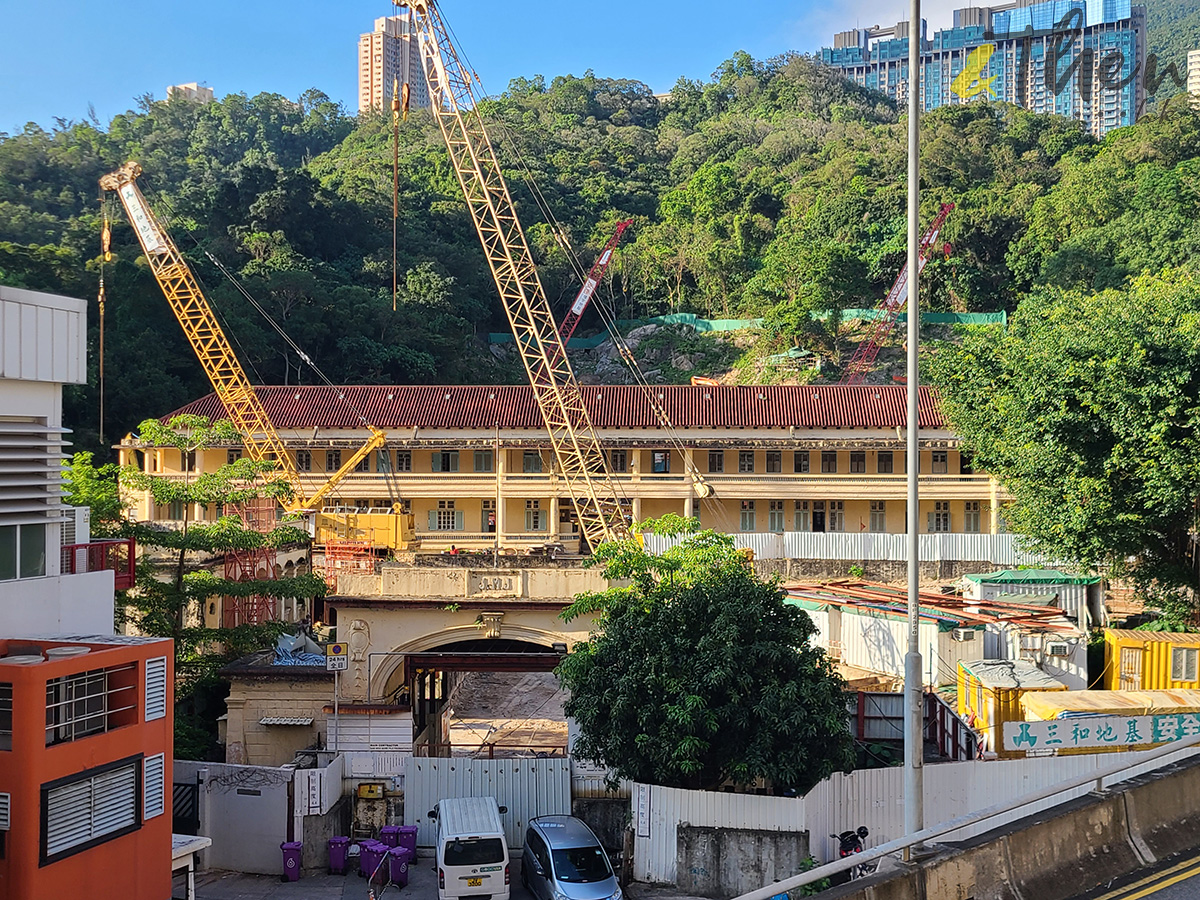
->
xmin=732 ymin=731 xmax=1200 ymax=900
xmin=60 ymin=539 xmax=136 ymax=590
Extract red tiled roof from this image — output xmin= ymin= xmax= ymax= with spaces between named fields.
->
xmin=162 ymin=384 xmax=946 ymax=430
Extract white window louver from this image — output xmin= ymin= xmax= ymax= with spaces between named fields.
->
xmin=144 ymin=657 xmax=167 ymax=721
xmin=143 ymin=754 xmax=165 ymax=820
xmin=0 ymin=792 xmax=9 ymax=830
xmin=45 ymin=763 xmax=137 ymax=858
xmin=0 ymin=418 xmax=68 ymax=527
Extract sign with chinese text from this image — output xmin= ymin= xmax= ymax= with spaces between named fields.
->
xmin=326 ymin=642 xmax=348 ymax=672
xmin=1003 ymin=713 xmax=1200 ymax=751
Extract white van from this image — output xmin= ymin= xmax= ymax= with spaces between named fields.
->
xmin=430 ymin=796 xmax=511 ymax=900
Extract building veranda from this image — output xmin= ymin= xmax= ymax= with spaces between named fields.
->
xmin=119 ymin=383 xmax=1008 ymax=553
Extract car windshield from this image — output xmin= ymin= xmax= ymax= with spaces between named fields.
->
xmin=551 ymin=846 xmax=612 ymax=883
xmin=444 ymin=838 xmax=505 ymax=867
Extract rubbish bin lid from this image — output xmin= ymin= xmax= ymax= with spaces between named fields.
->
xmin=281 ymin=841 xmax=303 ymax=850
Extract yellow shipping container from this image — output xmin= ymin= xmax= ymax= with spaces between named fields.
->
xmin=958 ymin=660 xmax=1069 ymax=758
xmin=1103 ymin=630 xmax=1200 ymax=691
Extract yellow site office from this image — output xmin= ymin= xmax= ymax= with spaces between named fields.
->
xmin=957 ymin=659 xmax=1069 ymax=758
xmin=1103 ymin=630 xmax=1200 ymax=691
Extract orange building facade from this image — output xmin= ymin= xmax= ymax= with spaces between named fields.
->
xmin=0 ymin=635 xmax=174 ymax=900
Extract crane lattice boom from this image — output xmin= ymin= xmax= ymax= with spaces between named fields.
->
xmin=405 ymin=0 xmax=630 ymax=547
xmin=840 ymin=202 xmax=955 ymax=386
xmin=558 ymin=219 xmax=633 ymax=346
xmin=101 ymin=162 xmax=387 ymax=514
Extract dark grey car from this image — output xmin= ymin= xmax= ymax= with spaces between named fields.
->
xmin=522 ymin=817 xmax=621 ymax=900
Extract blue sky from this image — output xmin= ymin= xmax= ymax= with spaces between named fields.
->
xmin=0 ymin=0 xmax=962 ymax=135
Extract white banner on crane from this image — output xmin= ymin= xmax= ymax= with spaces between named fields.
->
xmin=118 ymin=184 xmax=168 ymax=254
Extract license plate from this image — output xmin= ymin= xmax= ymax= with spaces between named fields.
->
xmin=467 ymin=878 xmax=483 ymax=887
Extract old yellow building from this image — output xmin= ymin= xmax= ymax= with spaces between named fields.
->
xmin=119 ymin=383 xmax=1008 ymax=555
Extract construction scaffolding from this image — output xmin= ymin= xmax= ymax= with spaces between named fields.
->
xmin=323 ymin=539 xmax=375 ymax=594
xmin=223 ymin=547 xmax=278 ymax=628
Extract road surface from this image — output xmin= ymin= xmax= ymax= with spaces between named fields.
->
xmin=1071 ymin=853 xmax=1200 ymax=900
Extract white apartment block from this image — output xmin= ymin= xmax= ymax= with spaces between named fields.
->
xmin=358 ymin=14 xmax=431 ymax=115
xmin=166 ymin=82 xmax=214 ymax=104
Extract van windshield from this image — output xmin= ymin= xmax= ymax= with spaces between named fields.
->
xmin=444 ymin=838 xmax=505 ymax=867
xmin=552 ymin=846 xmax=612 ymax=883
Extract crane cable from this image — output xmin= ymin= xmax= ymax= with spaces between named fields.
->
xmin=142 ymin=182 xmax=400 ymax=508
xmin=98 ymin=195 xmax=113 ymax=446
xmin=434 ymin=21 xmax=730 ymax=532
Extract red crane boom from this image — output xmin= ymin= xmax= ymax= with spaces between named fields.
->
xmin=840 ymin=202 xmax=955 ymax=386
xmin=558 ymin=219 xmax=633 ymax=345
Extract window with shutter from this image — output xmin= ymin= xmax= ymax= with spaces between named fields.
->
xmin=143 ymin=754 xmax=165 ymax=820
xmin=43 ymin=758 xmax=140 ymax=863
xmin=0 ymin=792 xmax=9 ymax=830
xmin=145 ymin=657 xmax=167 ymax=722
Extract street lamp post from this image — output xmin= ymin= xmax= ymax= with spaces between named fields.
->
xmin=904 ymin=0 xmax=925 ymax=846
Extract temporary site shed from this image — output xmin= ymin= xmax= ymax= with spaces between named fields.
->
xmin=786 ymin=586 xmax=986 ymax=688
xmin=1103 ymin=630 xmax=1200 ymax=691
xmin=973 ymin=594 xmax=1088 ymax=690
xmin=957 ymin=659 xmax=1069 ymax=757
xmin=963 ymin=569 xmax=1104 ymax=627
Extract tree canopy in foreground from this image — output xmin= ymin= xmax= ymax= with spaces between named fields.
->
xmin=928 ymin=269 xmax=1200 ymax=626
xmin=558 ymin=517 xmax=854 ymax=791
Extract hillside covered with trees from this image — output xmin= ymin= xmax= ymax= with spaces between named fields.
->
xmin=4 ymin=53 xmax=1200 ymax=457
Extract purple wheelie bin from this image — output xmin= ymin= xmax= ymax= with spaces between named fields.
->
xmin=360 ymin=839 xmax=387 ymax=880
xmin=280 ymin=841 xmax=303 ymax=882
xmin=397 ymin=825 xmax=419 ymax=855
xmin=328 ymin=836 xmax=350 ymax=875
xmin=380 ymin=825 xmax=402 ymax=848
xmin=388 ymin=846 xmax=414 ymax=887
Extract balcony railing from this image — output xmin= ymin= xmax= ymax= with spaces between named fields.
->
xmin=61 ymin=539 xmax=136 ymax=590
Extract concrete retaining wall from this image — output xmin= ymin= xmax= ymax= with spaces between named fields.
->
xmin=675 ymin=825 xmax=809 ymax=899
xmin=817 ymin=756 xmax=1200 ymax=900
xmin=573 ymin=797 xmax=628 ymax=853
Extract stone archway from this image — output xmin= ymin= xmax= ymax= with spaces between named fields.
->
xmin=370 ymin=622 xmax=573 ymax=702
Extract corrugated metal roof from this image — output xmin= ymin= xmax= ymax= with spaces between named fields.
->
xmin=1105 ymin=630 xmax=1200 ymax=644
xmin=160 ymin=384 xmax=946 ymax=431
xmin=964 ymin=569 xmax=1101 ymax=585
xmin=961 ymin=659 xmax=1067 ymax=690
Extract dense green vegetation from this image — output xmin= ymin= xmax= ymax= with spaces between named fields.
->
xmin=5 ymin=50 xmax=1200 ymax=459
xmin=559 ymin=515 xmax=854 ymax=792
xmin=928 ymin=270 xmax=1200 ymax=627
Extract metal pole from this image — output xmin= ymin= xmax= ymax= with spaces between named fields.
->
xmin=333 ymin=668 xmax=339 ymax=753
xmin=904 ymin=0 xmax=924 ymax=844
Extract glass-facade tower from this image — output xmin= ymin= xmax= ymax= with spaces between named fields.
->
xmin=820 ymin=0 xmax=1146 ymax=137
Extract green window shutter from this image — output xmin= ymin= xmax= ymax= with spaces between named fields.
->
xmin=428 ymin=511 xmax=437 ymax=531
xmin=455 ymin=511 xmax=464 ymax=531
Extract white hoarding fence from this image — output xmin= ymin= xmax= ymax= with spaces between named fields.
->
xmin=643 ymin=531 xmax=1048 ymax=565
xmin=632 ymin=743 xmax=1200 ymax=885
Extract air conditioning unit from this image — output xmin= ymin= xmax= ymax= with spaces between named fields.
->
xmin=61 ymin=506 xmax=90 ymax=546
xmin=951 ymin=628 xmax=976 ymax=642
xmin=1047 ymin=642 xmax=1071 ymax=658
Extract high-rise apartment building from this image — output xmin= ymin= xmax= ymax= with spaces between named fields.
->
xmin=820 ymin=0 xmax=1146 ymax=138
xmin=166 ymin=82 xmax=214 ymax=104
xmin=358 ymin=14 xmax=431 ymax=116
xmin=1188 ymin=49 xmax=1200 ymax=103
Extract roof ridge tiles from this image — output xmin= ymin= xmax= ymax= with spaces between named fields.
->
xmin=160 ymin=384 xmax=947 ymax=432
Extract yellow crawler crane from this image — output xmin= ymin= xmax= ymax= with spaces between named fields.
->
xmin=402 ymin=0 xmax=630 ymax=548
xmin=101 ymin=162 xmax=414 ymax=548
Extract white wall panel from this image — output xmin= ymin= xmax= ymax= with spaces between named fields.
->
xmin=404 ymin=757 xmax=571 ymax=850
xmin=0 ymin=286 xmax=86 ymax=385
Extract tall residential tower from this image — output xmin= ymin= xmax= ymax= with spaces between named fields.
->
xmin=820 ymin=0 xmax=1146 ymax=138
xmin=358 ymin=14 xmax=431 ymax=116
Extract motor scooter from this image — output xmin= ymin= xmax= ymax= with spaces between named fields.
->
xmin=827 ymin=826 xmax=877 ymax=885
